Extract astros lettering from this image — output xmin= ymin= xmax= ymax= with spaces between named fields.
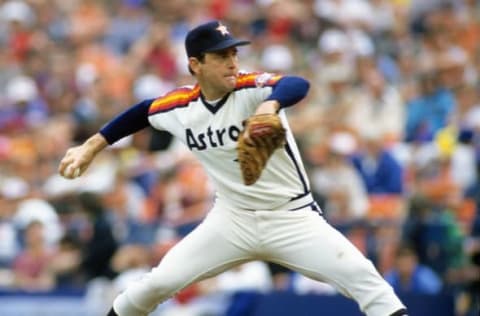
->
xmin=186 ymin=125 xmax=241 ymax=150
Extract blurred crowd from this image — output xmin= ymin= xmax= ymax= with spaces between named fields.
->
xmin=0 ymin=0 xmax=480 ymax=315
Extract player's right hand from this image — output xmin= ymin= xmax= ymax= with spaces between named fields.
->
xmin=58 ymin=145 xmax=90 ymax=179
xmin=58 ymin=133 xmax=108 ymax=179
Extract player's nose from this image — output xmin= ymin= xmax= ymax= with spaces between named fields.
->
xmin=225 ymin=53 xmax=238 ymax=68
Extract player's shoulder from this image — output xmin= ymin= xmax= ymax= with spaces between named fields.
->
xmin=149 ymin=84 xmax=200 ymax=115
xmin=235 ymin=71 xmax=283 ymax=91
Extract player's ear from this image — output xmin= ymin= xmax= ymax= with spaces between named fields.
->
xmin=188 ymin=57 xmax=201 ymax=75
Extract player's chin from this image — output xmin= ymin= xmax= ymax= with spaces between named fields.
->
xmin=224 ymin=75 xmax=237 ymax=88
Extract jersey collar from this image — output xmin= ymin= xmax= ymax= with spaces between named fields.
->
xmin=200 ymin=91 xmax=231 ymax=114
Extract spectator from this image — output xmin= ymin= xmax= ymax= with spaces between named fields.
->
xmin=450 ymin=129 xmax=478 ymax=196
xmin=352 ymin=130 xmax=404 ymax=195
xmin=48 ymin=234 xmax=84 ymax=289
xmin=348 ymin=64 xmax=405 ymax=143
xmin=384 ymin=243 xmax=443 ymax=295
xmin=402 ymin=195 xmax=467 ymax=278
xmin=1 ymin=74 xmax=49 ymax=133
xmin=404 ymin=69 xmax=456 ymax=143
xmin=103 ymin=0 xmax=151 ymax=56
xmin=12 ymin=220 xmax=55 ymax=291
xmin=0 ymin=177 xmax=26 ymax=267
xmin=13 ymin=197 xmax=63 ymax=247
xmin=77 ymin=192 xmax=118 ymax=281
xmin=0 ymin=2 xmax=477 ymax=315
xmin=310 ymin=131 xmax=369 ymax=224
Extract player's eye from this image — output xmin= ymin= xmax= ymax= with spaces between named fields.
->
xmin=216 ymin=48 xmax=238 ymax=59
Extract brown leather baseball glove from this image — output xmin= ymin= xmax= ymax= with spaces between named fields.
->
xmin=237 ymin=113 xmax=286 ymax=185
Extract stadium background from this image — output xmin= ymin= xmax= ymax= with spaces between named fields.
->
xmin=0 ymin=0 xmax=479 ymax=315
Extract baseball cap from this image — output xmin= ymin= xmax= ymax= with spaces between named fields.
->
xmin=185 ymin=21 xmax=250 ymax=58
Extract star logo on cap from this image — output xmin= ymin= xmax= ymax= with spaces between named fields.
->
xmin=216 ymin=23 xmax=229 ymax=36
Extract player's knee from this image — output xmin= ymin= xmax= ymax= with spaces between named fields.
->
xmin=341 ymin=257 xmax=377 ymax=281
xmin=339 ymin=258 xmax=393 ymax=294
xmin=148 ymin=270 xmax=188 ymax=299
xmin=148 ymin=279 xmax=178 ymax=299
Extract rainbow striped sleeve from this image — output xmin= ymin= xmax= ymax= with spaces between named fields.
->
xmin=235 ymin=72 xmax=283 ymax=90
xmin=149 ymin=86 xmax=201 ymax=115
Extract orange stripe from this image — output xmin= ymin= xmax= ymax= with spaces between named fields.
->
xmin=149 ymin=86 xmax=200 ymax=114
xmin=235 ymin=73 xmax=258 ymax=88
xmin=235 ymin=72 xmax=283 ymax=89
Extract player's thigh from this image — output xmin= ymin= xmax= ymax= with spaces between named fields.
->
xmin=149 ymin=207 xmax=255 ymax=291
xmin=115 ymin=205 xmax=259 ymax=315
xmin=265 ymin=210 xmax=384 ymax=294
xmin=269 ymin=212 xmax=405 ymax=316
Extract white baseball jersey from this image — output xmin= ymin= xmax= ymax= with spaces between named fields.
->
xmin=113 ymin=71 xmax=406 ymax=316
xmin=147 ymin=72 xmax=313 ymax=211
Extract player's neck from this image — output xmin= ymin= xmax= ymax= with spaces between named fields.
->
xmin=201 ymin=89 xmax=227 ymax=101
xmin=200 ymin=91 xmax=230 ymax=106
xmin=197 ymin=80 xmax=231 ymax=101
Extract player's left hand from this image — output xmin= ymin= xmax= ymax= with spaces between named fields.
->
xmin=243 ymin=100 xmax=280 ymax=144
xmin=237 ymin=113 xmax=286 ymax=185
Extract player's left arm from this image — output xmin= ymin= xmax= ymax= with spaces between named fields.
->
xmin=255 ymin=76 xmax=310 ymax=115
xmin=238 ymin=76 xmax=309 ymax=184
xmin=242 ymin=76 xmax=310 ymax=145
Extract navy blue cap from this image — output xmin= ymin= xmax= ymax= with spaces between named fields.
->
xmin=185 ymin=21 xmax=250 ymax=58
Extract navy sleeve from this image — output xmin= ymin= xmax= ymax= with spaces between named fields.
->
xmin=99 ymin=99 xmax=153 ymax=145
xmin=264 ymin=76 xmax=310 ymax=108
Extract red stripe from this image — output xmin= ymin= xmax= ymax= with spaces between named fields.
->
xmin=149 ymin=86 xmax=200 ymax=114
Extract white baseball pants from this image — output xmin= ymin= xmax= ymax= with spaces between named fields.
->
xmin=113 ymin=200 xmax=405 ymax=316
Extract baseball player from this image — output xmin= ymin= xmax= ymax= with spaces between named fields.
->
xmin=58 ymin=21 xmax=408 ymax=316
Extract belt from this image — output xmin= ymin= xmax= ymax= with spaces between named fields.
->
xmin=283 ymin=192 xmax=315 ymax=210
xmin=246 ymin=192 xmax=322 ymax=213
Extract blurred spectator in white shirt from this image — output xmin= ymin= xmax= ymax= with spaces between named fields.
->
xmin=311 ymin=132 xmax=369 ymax=224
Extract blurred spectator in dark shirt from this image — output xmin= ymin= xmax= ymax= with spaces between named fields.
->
xmin=49 ymin=234 xmax=84 ymax=290
xmin=402 ymin=195 xmax=467 ymax=278
xmin=77 ymin=192 xmax=118 ymax=281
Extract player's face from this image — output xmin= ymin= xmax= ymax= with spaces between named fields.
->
xmin=193 ymin=47 xmax=239 ymax=99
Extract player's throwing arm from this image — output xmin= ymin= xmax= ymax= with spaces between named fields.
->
xmin=58 ymin=133 xmax=108 ymax=179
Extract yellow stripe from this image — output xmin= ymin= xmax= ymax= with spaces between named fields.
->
xmin=150 ymin=86 xmax=200 ymax=113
